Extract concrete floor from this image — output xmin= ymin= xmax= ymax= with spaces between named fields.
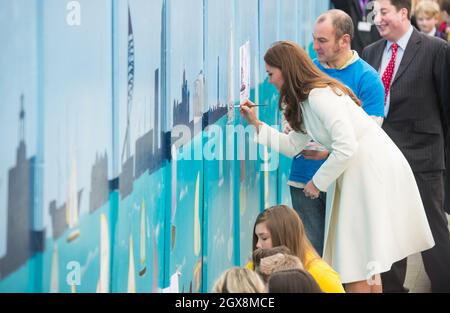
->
xmin=404 ymin=213 xmax=450 ymax=293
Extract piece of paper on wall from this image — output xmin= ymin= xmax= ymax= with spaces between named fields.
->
xmin=239 ymin=41 xmax=250 ymax=104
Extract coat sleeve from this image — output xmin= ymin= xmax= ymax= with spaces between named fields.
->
xmin=256 ymin=123 xmax=311 ymax=158
xmin=308 ymin=88 xmax=359 ymax=192
xmin=437 ymin=42 xmax=450 ymax=139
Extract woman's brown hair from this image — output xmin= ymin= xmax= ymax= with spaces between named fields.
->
xmin=264 ymin=40 xmax=361 ymax=132
xmin=252 ymin=205 xmax=318 ymax=269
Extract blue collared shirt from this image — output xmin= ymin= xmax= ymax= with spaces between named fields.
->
xmin=379 ymin=25 xmax=414 ymax=117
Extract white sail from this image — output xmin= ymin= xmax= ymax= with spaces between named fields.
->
xmin=194 ymin=173 xmax=200 ymax=257
xmin=98 ymin=213 xmax=110 ymax=293
xmin=139 ymin=199 xmax=146 ymax=276
xmin=171 ymin=144 xmax=178 ymax=252
xmin=50 ymin=243 xmax=59 ymax=293
xmin=67 ymin=159 xmax=78 ymax=228
xmin=264 ymin=147 xmax=269 ymax=208
xmin=127 ymin=234 xmax=136 ymax=293
xmin=228 ymin=166 xmax=234 ymax=262
xmin=66 ymin=158 xmax=80 ymax=242
xmin=171 ymin=144 xmax=177 ymax=224
xmin=218 ymin=134 xmax=224 ymax=187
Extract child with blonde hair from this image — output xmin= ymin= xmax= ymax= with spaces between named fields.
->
xmin=415 ymin=0 xmax=447 ymax=38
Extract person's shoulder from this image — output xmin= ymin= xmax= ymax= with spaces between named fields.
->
xmin=308 ymin=86 xmax=334 ymax=100
xmin=362 ymin=38 xmax=386 ymax=54
xmin=308 ymin=87 xmax=346 ymax=113
xmin=354 ymin=58 xmax=381 ymax=80
xmin=419 ymin=33 xmax=448 ymax=60
xmin=416 ymin=29 xmax=447 ymax=48
xmin=308 ymin=86 xmax=331 ymax=98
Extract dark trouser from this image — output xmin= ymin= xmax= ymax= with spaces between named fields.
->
xmin=382 ymin=171 xmax=450 ymax=293
xmin=289 ymin=186 xmax=326 ymax=256
xmin=444 ymin=144 xmax=450 ymax=214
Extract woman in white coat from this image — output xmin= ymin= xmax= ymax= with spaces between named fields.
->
xmin=240 ymin=41 xmax=434 ymax=293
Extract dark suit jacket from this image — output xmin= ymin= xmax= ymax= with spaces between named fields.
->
xmin=362 ymin=29 xmax=448 ymax=173
xmin=443 ymin=43 xmax=450 ymax=214
xmin=331 ymin=0 xmax=381 ymax=55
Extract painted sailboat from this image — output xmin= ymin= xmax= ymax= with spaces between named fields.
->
xmin=127 ymin=234 xmax=136 ymax=293
xmin=66 ymin=159 xmax=80 ymax=243
xmin=264 ymin=146 xmax=269 ymax=208
xmin=49 ymin=242 xmax=59 ymax=293
xmin=152 ymin=226 xmax=159 ymax=292
xmin=96 ymin=213 xmax=110 ymax=293
xmin=193 ymin=259 xmax=202 ymax=292
xmin=218 ymin=125 xmax=224 ymax=187
xmin=228 ymin=166 xmax=234 ymax=262
xmin=139 ymin=199 xmax=147 ymax=277
xmin=193 ymin=72 xmax=204 ymax=133
xmin=171 ymin=144 xmax=177 ymax=251
xmin=194 ymin=173 xmax=200 ymax=257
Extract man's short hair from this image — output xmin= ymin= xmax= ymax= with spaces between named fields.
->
xmin=317 ymin=9 xmax=354 ymax=40
xmin=385 ymin=0 xmax=412 ymax=19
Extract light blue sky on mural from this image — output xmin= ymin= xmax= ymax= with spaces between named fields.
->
xmin=168 ymin=0 xmax=203 ymax=129
xmin=0 ymin=0 xmax=38 ymax=258
xmin=118 ymin=0 xmax=163 ymax=159
xmin=41 ymin=0 xmax=113 ymax=238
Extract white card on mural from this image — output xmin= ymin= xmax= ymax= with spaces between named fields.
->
xmin=162 ymin=271 xmax=180 ymax=293
xmin=239 ymin=41 xmax=250 ymax=104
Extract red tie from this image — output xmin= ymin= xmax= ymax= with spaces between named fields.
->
xmin=381 ymin=43 xmax=398 ymax=105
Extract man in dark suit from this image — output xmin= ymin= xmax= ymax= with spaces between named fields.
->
xmin=362 ymin=0 xmax=450 ymax=293
xmin=331 ymin=0 xmax=381 ymax=54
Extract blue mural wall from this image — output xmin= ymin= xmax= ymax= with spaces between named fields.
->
xmin=0 ymin=0 xmax=329 ymax=293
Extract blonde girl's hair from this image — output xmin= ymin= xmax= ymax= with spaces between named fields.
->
xmin=212 ymin=267 xmax=266 ymax=293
